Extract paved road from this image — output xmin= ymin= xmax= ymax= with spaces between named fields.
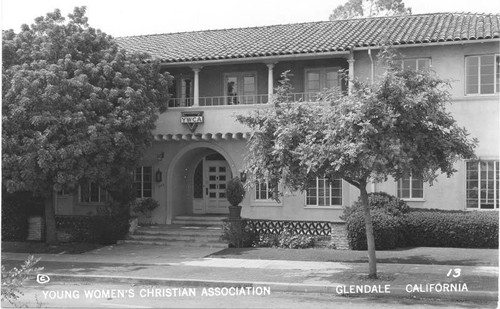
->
xmin=3 ymin=282 xmax=496 ymax=309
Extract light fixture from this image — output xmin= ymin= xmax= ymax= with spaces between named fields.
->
xmin=157 ymin=152 xmax=164 ymax=161
xmin=155 ymin=169 xmax=162 ymax=182
xmin=239 ymin=171 xmax=247 ymax=183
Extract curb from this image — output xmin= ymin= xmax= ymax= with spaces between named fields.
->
xmin=42 ymin=273 xmax=498 ymax=302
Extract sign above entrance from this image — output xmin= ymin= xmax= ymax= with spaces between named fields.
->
xmin=181 ymin=111 xmax=204 ymax=132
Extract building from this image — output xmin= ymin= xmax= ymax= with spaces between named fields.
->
xmin=57 ymin=13 xmax=499 ymax=225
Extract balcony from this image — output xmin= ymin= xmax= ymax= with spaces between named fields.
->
xmin=167 ymin=92 xmax=329 ymax=108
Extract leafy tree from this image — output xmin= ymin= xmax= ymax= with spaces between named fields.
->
xmin=2 ymin=7 xmax=170 ymax=244
xmin=237 ymin=49 xmax=476 ymax=278
xmin=329 ymin=0 xmax=411 ymax=20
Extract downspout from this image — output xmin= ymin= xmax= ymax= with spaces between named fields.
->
xmin=368 ymin=48 xmax=376 ymax=194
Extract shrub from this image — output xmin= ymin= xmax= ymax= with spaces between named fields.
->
xmin=345 ymin=209 xmax=404 ymax=250
xmin=220 ymin=219 xmax=257 ymax=248
xmin=226 ymin=177 xmax=245 ymax=206
xmin=256 ymin=228 xmax=315 ymax=249
xmin=1 ymin=256 xmax=43 ymax=307
xmin=342 ymin=192 xmax=409 ymax=220
xmin=403 ymin=209 xmax=498 ymax=248
xmin=56 ymin=213 xmax=130 ymax=245
xmin=256 ymin=234 xmax=280 ymax=248
xmin=130 ymin=198 xmax=159 ymax=215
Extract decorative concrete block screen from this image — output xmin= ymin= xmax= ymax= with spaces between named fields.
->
xmin=245 ymin=219 xmax=349 ymax=249
xmin=245 ymin=219 xmax=334 ymax=236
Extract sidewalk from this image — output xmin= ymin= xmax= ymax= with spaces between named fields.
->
xmin=2 ymin=244 xmax=498 ymax=302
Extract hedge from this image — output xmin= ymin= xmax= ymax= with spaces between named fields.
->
xmin=345 ymin=209 xmax=405 ymax=250
xmin=346 ymin=208 xmax=498 ymax=250
xmin=342 ymin=192 xmax=409 ymax=220
xmin=56 ymin=214 xmax=129 ymax=245
xmin=404 ymin=209 xmax=498 ymax=248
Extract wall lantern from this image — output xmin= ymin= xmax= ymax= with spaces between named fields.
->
xmin=239 ymin=171 xmax=247 ymax=183
xmin=155 ymin=169 xmax=163 ymax=183
xmin=157 ymin=152 xmax=165 ymax=161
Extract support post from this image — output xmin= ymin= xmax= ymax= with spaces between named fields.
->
xmin=347 ymin=54 xmax=355 ymax=95
xmin=192 ymin=66 xmax=202 ymax=107
xmin=266 ymin=63 xmax=275 ymax=103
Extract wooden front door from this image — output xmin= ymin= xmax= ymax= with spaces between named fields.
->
xmin=205 ymin=160 xmax=231 ymax=213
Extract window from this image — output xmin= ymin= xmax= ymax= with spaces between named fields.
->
xmin=465 ymin=54 xmax=500 ymax=95
xmin=168 ymin=77 xmax=193 ymax=107
xmin=397 ymin=173 xmax=424 ymax=199
xmin=255 ymin=181 xmax=273 ymax=200
xmin=80 ymin=182 xmax=107 ymax=203
xmin=134 ymin=166 xmax=152 ymax=198
xmin=399 ymin=58 xmax=431 ymax=71
xmin=224 ymin=72 xmax=257 ymax=104
xmin=305 ymin=68 xmax=340 ymax=100
xmin=306 ymin=177 xmax=342 ymax=206
xmin=466 ymin=161 xmax=499 ymax=209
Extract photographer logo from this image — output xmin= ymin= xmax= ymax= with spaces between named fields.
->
xmin=37 ymin=274 xmax=50 ymax=284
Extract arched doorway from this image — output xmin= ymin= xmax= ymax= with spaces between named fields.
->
xmin=165 ymin=143 xmax=237 ymax=223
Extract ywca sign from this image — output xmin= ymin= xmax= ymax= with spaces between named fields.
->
xmin=180 ymin=111 xmax=204 ymax=132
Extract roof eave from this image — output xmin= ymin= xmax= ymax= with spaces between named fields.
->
xmin=158 ymin=50 xmax=352 ymax=68
xmin=353 ymin=38 xmax=500 ymax=50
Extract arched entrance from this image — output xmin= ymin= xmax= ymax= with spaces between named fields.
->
xmin=165 ymin=143 xmax=237 ymax=224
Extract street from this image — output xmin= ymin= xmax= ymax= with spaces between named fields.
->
xmin=3 ymin=282 xmax=496 ymax=309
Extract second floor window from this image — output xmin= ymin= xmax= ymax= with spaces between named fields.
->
xmin=397 ymin=173 xmax=424 ymax=199
xmin=80 ymin=182 xmax=107 ymax=203
xmin=306 ymin=177 xmax=342 ymax=206
xmin=465 ymin=54 xmax=500 ymax=95
xmin=134 ymin=166 xmax=152 ymax=198
xmin=224 ymin=72 xmax=257 ymax=104
xmin=399 ymin=58 xmax=431 ymax=71
xmin=305 ymin=68 xmax=340 ymax=100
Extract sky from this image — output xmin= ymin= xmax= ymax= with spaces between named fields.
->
xmin=1 ymin=0 xmax=500 ymax=37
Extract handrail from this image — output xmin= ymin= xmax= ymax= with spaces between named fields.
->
xmin=167 ymin=91 xmax=339 ymax=108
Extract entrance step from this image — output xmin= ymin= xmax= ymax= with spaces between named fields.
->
xmin=119 ymin=217 xmax=228 ymax=248
xmin=171 ymin=215 xmax=227 ymax=227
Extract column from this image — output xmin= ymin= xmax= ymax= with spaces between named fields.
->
xmin=266 ymin=63 xmax=275 ymax=103
xmin=347 ymin=55 xmax=355 ymax=95
xmin=192 ymin=66 xmax=202 ymax=107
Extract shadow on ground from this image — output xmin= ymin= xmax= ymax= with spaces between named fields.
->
xmin=209 ymin=247 xmax=498 ymax=266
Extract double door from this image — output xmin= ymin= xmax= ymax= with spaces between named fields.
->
xmin=204 ymin=160 xmax=231 ymax=213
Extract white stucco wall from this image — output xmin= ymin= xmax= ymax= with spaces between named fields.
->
xmin=66 ymin=41 xmax=499 ymax=220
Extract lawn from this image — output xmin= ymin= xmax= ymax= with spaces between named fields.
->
xmin=209 ymin=246 xmax=498 ymax=266
xmin=2 ymin=241 xmax=104 ymax=254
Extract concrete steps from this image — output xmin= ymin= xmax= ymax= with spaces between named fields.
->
xmin=119 ymin=215 xmax=228 ymax=248
xmin=171 ymin=215 xmax=227 ymax=226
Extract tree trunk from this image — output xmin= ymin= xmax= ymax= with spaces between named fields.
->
xmin=44 ymin=194 xmax=57 ymax=244
xmin=359 ymin=183 xmax=377 ymax=279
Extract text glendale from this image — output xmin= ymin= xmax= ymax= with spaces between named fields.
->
xmin=336 ymin=285 xmax=391 ymax=294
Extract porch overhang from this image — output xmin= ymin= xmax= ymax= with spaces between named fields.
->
xmin=154 ymin=132 xmax=250 ymax=142
xmin=159 ymin=50 xmax=351 ymax=68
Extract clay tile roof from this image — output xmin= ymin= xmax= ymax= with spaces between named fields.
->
xmin=116 ymin=12 xmax=500 ymax=64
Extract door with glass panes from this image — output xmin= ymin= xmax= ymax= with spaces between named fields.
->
xmin=205 ymin=160 xmax=231 ymax=213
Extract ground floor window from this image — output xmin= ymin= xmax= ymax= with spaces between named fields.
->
xmin=306 ymin=177 xmax=342 ymax=206
xmin=134 ymin=166 xmax=152 ymax=198
xmin=80 ymin=182 xmax=107 ymax=203
xmin=397 ymin=173 xmax=424 ymax=199
xmin=255 ymin=181 xmax=273 ymax=201
xmin=466 ymin=160 xmax=499 ymax=209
